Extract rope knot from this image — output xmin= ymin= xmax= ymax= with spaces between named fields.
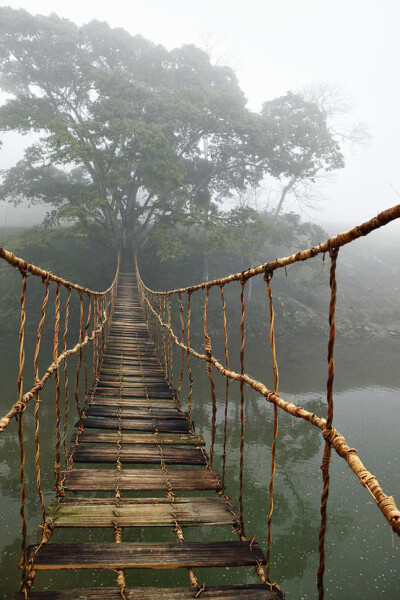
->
xmin=328 ymin=244 xmax=339 ymax=258
xmin=263 ymin=267 xmax=273 ymax=282
xmin=204 ymin=334 xmax=212 ymax=358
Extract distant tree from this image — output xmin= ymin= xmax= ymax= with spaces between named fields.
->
xmin=259 ymin=92 xmax=345 ymax=217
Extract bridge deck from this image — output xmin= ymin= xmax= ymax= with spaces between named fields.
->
xmin=19 ymin=270 xmax=282 ymax=599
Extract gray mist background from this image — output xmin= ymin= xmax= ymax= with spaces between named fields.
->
xmin=0 ymin=0 xmax=400 ymax=233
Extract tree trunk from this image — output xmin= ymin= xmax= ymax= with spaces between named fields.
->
xmin=274 ymin=178 xmax=297 ymax=217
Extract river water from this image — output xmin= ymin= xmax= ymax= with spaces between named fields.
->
xmin=0 ymin=321 xmax=399 ymax=599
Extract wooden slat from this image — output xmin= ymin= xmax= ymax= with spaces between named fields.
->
xmin=59 ymin=469 xmax=223 ymax=491
xmin=88 ymin=398 xmax=176 ymax=408
xmin=26 ymin=540 xmax=261 ymax=567
xmin=84 ymin=406 xmax=187 ymax=419
xmin=15 ymin=586 xmax=282 ymax=600
xmin=74 ymin=432 xmax=205 ymax=445
xmin=93 ymin=390 xmax=174 ymax=398
xmin=77 ymin=416 xmax=190 ymax=432
xmin=96 ymin=381 xmax=169 ymax=389
xmin=71 ymin=445 xmax=207 ymax=464
xmin=47 ymin=497 xmax=237 ymax=527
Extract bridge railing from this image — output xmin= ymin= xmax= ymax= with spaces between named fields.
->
xmin=0 ymin=246 xmax=119 ymax=589
xmin=135 ymin=204 xmax=400 ymax=599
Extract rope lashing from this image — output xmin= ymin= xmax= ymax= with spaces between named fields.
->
xmin=317 ymin=246 xmax=339 ymax=600
xmin=264 ymin=267 xmax=280 ymax=582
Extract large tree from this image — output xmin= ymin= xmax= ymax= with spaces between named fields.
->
xmin=0 ymin=8 xmax=345 ymax=248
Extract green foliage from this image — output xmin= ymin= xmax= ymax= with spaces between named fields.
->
xmin=0 ymin=8 xmax=345 ymax=248
xmin=0 ymin=224 xmax=116 ymax=336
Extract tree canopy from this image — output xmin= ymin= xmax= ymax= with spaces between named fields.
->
xmin=0 ymin=7 xmax=345 ymax=248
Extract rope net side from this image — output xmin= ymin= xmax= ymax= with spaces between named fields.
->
xmin=0 ymin=247 xmax=119 ymax=596
xmin=135 ymin=203 xmax=400 ymax=599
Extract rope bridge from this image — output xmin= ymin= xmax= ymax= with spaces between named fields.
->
xmin=0 ymin=204 xmax=399 ymax=599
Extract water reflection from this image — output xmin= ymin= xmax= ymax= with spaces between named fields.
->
xmin=0 ymin=331 xmax=399 ymax=598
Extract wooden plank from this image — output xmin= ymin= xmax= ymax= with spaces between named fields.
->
xmin=74 ymin=432 xmax=205 ymax=446
xmin=71 ymin=445 xmax=207 ymax=465
xmin=94 ymin=389 xmax=175 ymax=398
xmin=16 ymin=586 xmax=282 ymax=600
xmin=99 ymin=376 xmax=167 ymax=384
xmin=84 ymin=406 xmax=187 ymax=419
xmin=88 ymin=398 xmax=176 ymax=408
xmin=96 ymin=381 xmax=169 ymax=389
xmin=77 ymin=416 xmax=190 ymax=432
xmin=93 ymin=390 xmax=175 ymax=399
xmin=59 ymin=469 xmax=223 ymax=491
xmin=26 ymin=541 xmax=262 ymax=567
xmin=46 ymin=497 xmax=237 ymax=527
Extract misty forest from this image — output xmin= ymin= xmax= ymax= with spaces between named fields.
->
xmin=0 ymin=5 xmax=399 ymax=600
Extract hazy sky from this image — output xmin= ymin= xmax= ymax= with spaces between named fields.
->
xmin=1 ymin=0 xmax=400 ymax=231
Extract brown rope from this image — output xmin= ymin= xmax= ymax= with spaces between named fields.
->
xmin=74 ymin=291 xmax=85 ymax=429
xmin=62 ymin=288 xmax=71 ymax=464
xmin=167 ymin=293 xmax=173 ymax=387
xmin=239 ymin=279 xmax=246 ymax=533
xmin=0 ymin=246 xmax=116 ymax=295
xmin=136 ymin=203 xmax=400 ymax=295
xmin=220 ymin=285 xmax=230 ymax=488
xmin=176 ymin=292 xmax=185 ymax=408
xmin=138 ymin=283 xmax=400 ymax=535
xmin=17 ymin=271 xmax=28 ymax=594
xmin=53 ymin=283 xmax=62 ymax=494
xmin=203 ymin=287 xmax=217 ymax=469
xmin=264 ymin=269 xmax=279 ymax=582
xmin=33 ymin=276 xmax=50 ymax=525
xmin=186 ymin=292 xmax=194 ymax=430
xmin=317 ymin=246 xmax=339 ymax=599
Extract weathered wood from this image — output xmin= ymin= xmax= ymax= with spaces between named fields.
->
xmin=84 ymin=406 xmax=187 ymax=419
xmin=71 ymin=445 xmax=207 ymax=464
xmin=88 ymin=397 xmax=176 ymax=408
xmin=15 ymin=268 xmax=283 ymax=598
xmin=15 ymin=586 xmax=283 ymax=600
xmin=59 ymin=468 xmax=223 ymax=491
xmin=96 ymin=381 xmax=169 ymax=388
xmin=15 ymin=586 xmax=282 ymax=599
xmin=77 ymin=416 xmax=190 ymax=432
xmin=74 ymin=432 xmax=205 ymax=445
xmin=27 ymin=541 xmax=261 ymax=567
xmin=93 ymin=389 xmax=175 ymax=398
xmin=46 ymin=497 xmax=237 ymax=527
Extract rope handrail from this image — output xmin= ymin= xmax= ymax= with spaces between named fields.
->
xmin=139 ymin=203 xmax=400 ymax=295
xmin=138 ymin=273 xmax=400 ymax=534
xmin=0 ymin=246 xmax=116 ymax=296
xmin=0 ymin=247 xmax=119 ymax=595
xmin=135 ymin=203 xmax=400 ymax=599
xmin=0 ymin=257 xmax=119 ymax=434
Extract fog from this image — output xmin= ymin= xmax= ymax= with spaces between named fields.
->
xmin=1 ymin=0 xmax=400 ymax=231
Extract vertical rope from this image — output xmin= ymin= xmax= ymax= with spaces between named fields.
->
xmin=264 ymin=269 xmax=279 ymax=582
xmin=62 ymin=288 xmax=71 ymax=465
xmin=33 ymin=276 xmax=50 ymax=525
xmin=186 ymin=292 xmax=194 ymax=430
xmin=168 ymin=293 xmax=173 ymax=387
xmin=74 ymin=291 xmax=84 ymax=429
xmin=53 ymin=283 xmax=62 ymax=493
xmin=317 ymin=246 xmax=339 ymax=600
xmin=17 ymin=270 xmax=28 ymax=595
xmin=239 ymin=278 xmax=246 ymax=533
xmin=162 ymin=295 xmax=167 ymax=376
xmin=83 ymin=295 xmax=92 ymax=405
xmin=177 ymin=292 xmax=185 ymax=409
xmin=203 ymin=286 xmax=217 ymax=469
xmin=220 ymin=285 xmax=230 ymax=488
